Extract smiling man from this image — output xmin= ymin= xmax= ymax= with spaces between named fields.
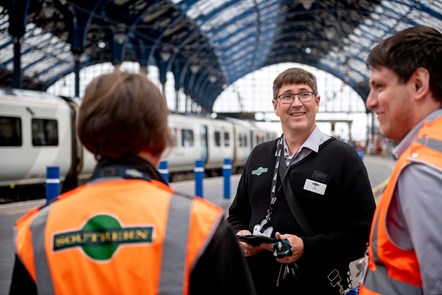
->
xmin=228 ymin=67 xmax=376 ymax=294
xmin=360 ymin=26 xmax=442 ymax=295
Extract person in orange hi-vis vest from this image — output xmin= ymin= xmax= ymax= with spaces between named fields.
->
xmin=9 ymin=71 xmax=257 ymax=295
xmin=359 ymin=25 xmax=442 ymax=295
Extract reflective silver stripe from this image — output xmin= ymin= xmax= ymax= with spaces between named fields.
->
xmin=366 ymin=186 xmax=422 ymax=294
xmin=159 ymin=193 xmax=192 ymax=294
xmin=30 ymin=204 xmax=55 ymax=295
xmin=46 ymin=179 xmax=60 ymax=184
xmin=416 ymin=137 xmax=442 ymax=152
xmin=365 ymin=265 xmax=422 ymax=294
xmin=371 ymin=211 xmax=381 ymax=264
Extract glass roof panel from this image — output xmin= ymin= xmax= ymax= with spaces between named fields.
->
xmin=0 ymin=43 xmax=13 ymax=64
xmin=0 ymin=15 xmax=8 ymax=30
xmin=200 ymin=2 xmax=254 ymax=32
xmin=320 ymin=0 xmax=440 ymax=88
xmin=426 ymin=0 xmax=442 ymax=10
xmin=225 ymin=43 xmax=255 ymax=63
xmin=186 ymin=0 xmax=227 ymax=19
xmin=218 ymin=26 xmax=256 ymax=49
xmin=214 ymin=20 xmax=256 ymax=47
xmin=381 ymin=1 xmax=413 ymax=19
xmin=0 ymin=0 xmax=441 ymax=111
xmin=38 ymin=62 xmax=72 ymax=82
xmin=409 ymin=4 xmax=442 ymax=29
xmin=22 ymin=51 xmax=46 ymax=67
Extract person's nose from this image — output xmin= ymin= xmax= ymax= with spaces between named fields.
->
xmin=291 ymin=96 xmax=303 ymax=106
xmin=365 ymin=90 xmax=377 ymax=110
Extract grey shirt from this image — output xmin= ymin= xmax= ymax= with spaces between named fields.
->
xmin=389 ymin=109 xmax=442 ymax=294
xmin=283 ymin=126 xmax=330 ymax=167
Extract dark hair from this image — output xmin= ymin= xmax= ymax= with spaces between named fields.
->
xmin=77 ymin=71 xmax=171 ymax=158
xmin=366 ymin=25 xmax=442 ymax=102
xmin=272 ymin=67 xmax=318 ymax=99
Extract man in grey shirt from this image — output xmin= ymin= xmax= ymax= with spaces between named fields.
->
xmin=360 ymin=25 xmax=442 ymax=295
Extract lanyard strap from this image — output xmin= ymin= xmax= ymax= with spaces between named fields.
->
xmin=265 ymin=135 xmax=316 ymax=236
xmin=265 ymin=136 xmax=284 ymax=221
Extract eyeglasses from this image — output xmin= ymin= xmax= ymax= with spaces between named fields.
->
xmin=277 ymin=92 xmax=315 ymax=104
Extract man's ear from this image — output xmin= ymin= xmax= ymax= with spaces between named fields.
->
xmin=272 ymin=99 xmax=278 ymax=111
xmin=412 ymin=67 xmax=430 ymax=100
xmin=315 ymin=95 xmax=321 ymax=112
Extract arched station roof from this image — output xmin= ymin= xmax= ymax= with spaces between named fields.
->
xmin=0 ymin=0 xmax=440 ymax=112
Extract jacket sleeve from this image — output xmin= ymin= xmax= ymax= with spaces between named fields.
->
xmin=226 ymin=154 xmax=253 ymax=234
xmin=9 ymin=254 xmax=37 ymax=295
xmin=189 ymin=220 xmax=257 ymax=295
xmin=226 ymin=171 xmax=252 ymax=234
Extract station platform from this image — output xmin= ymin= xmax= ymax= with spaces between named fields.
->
xmin=0 ymin=155 xmax=395 ymax=293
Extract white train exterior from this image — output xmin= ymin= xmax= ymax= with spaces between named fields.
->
xmin=0 ymin=88 xmax=277 ymax=196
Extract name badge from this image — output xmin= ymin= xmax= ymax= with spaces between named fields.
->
xmin=303 ymin=179 xmax=327 ymax=195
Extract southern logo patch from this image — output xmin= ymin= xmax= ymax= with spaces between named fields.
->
xmin=53 ymin=214 xmax=154 ymax=261
xmin=252 ymin=167 xmax=268 ymax=176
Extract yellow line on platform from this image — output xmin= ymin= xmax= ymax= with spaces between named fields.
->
xmin=372 ymin=178 xmax=390 ymax=201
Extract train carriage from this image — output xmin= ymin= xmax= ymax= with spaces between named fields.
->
xmin=0 ymin=89 xmax=74 ymax=187
xmin=0 ymin=88 xmax=277 ymax=200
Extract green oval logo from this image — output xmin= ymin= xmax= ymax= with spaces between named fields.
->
xmin=53 ymin=214 xmax=154 ymax=261
xmin=252 ymin=167 xmax=268 ymax=176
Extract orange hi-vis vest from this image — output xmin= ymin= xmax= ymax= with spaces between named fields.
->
xmin=360 ymin=115 xmax=442 ymax=295
xmin=14 ymin=177 xmax=224 ymax=295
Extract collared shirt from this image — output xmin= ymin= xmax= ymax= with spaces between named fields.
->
xmin=393 ymin=109 xmax=442 ymax=158
xmin=283 ymin=126 xmax=330 ymax=167
xmin=389 ymin=109 xmax=442 ymax=294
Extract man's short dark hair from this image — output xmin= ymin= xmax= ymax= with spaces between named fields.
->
xmin=272 ymin=67 xmax=318 ymax=100
xmin=366 ymin=25 xmax=442 ymax=102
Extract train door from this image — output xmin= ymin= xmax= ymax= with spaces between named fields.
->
xmin=200 ymin=125 xmax=208 ymax=163
xmin=250 ymin=130 xmax=255 ymax=147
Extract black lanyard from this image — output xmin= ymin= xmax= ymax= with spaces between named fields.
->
xmin=264 ymin=136 xmax=284 ymax=222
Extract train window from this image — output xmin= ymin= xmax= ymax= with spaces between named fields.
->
xmin=0 ymin=116 xmax=22 ymax=146
xmin=32 ymin=119 xmax=58 ymax=146
xmin=238 ymin=133 xmax=248 ymax=147
xmin=256 ymin=133 xmax=265 ymax=145
xmin=181 ymin=129 xmax=194 ymax=147
xmin=224 ymin=132 xmax=230 ymax=147
xmin=214 ymin=131 xmax=221 ymax=147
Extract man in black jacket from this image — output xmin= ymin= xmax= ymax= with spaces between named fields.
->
xmin=228 ymin=67 xmax=376 ymax=294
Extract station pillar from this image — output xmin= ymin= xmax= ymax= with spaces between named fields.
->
xmin=194 ymin=160 xmax=204 ymax=198
xmin=46 ymin=166 xmax=60 ymax=202
xmin=158 ymin=161 xmax=169 ymax=184
xmin=222 ymin=158 xmax=232 ymax=200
